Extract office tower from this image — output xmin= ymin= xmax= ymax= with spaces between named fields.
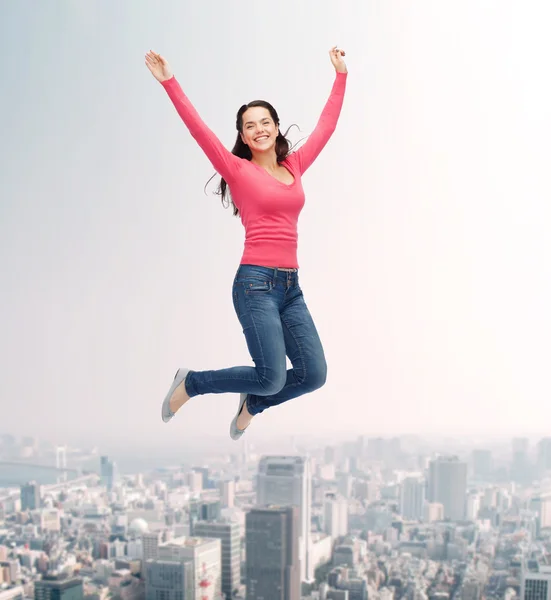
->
xmin=512 ymin=438 xmax=530 ymax=483
xmin=158 ymin=536 xmax=222 ymax=600
xmin=100 ymin=456 xmax=117 ymax=491
xmin=142 ymin=532 xmax=163 ymax=562
xmin=145 ymin=560 xmax=193 ymax=600
xmin=466 ymin=491 xmax=481 ymax=521
xmin=337 ymin=473 xmax=352 ymax=499
xmin=193 ymin=521 xmax=240 ymax=599
xmin=323 ymin=493 xmax=348 ymax=539
xmin=200 ymin=501 xmax=221 ymax=522
xmin=537 ymin=438 xmax=551 ymax=474
xmin=399 ymin=477 xmax=426 ymax=520
xmin=219 ymin=480 xmax=235 ymax=508
xmin=424 ymin=502 xmax=445 ymax=522
xmin=193 ymin=467 xmax=210 ymax=489
xmin=472 ymin=449 xmax=493 ymax=480
xmin=521 ymin=560 xmax=551 ymax=600
xmin=246 ymin=506 xmax=300 ymax=600
xmin=20 ymin=482 xmax=41 ymax=511
xmin=529 ymin=494 xmax=551 ymax=531
xmin=34 ymin=576 xmax=83 ymax=600
xmin=257 ymin=456 xmax=312 ymax=582
xmin=188 ymin=471 xmax=203 ymax=493
xmin=428 ymin=456 xmax=467 ymax=521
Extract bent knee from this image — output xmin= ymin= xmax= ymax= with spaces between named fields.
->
xmin=259 ymin=369 xmax=287 ymax=396
xmin=304 ymin=359 xmax=327 ymax=392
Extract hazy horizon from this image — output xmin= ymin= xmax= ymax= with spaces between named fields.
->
xmin=2 ymin=0 xmax=550 ymax=447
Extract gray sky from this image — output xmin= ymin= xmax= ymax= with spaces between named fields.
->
xmin=1 ymin=0 xmax=550 ymax=450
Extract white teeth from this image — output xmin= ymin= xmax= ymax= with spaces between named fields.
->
xmin=255 ymin=136 xmax=269 ymax=141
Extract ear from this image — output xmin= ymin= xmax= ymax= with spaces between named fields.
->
xmin=240 ymin=132 xmax=247 ymax=145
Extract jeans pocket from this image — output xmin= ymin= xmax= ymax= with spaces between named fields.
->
xmin=244 ymin=279 xmax=273 ymax=294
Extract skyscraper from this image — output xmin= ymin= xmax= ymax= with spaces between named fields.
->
xmin=257 ymin=456 xmax=312 ymax=581
xmin=142 ymin=532 xmax=163 ymax=562
xmin=34 ymin=576 xmax=83 ymax=600
xmin=472 ymin=449 xmax=493 ymax=481
xmin=20 ymin=482 xmax=41 ymax=511
xmin=145 ymin=560 xmax=194 ymax=600
xmin=399 ymin=476 xmax=426 ymax=520
xmin=219 ymin=480 xmax=235 ymax=508
xmin=192 ymin=521 xmax=241 ymax=599
xmin=158 ymin=536 xmax=222 ymax=600
xmin=537 ymin=438 xmax=551 ymax=474
xmin=100 ymin=456 xmax=117 ymax=491
xmin=521 ymin=560 xmax=551 ymax=600
xmin=246 ymin=506 xmax=300 ymax=600
xmin=428 ymin=456 xmax=467 ymax=521
xmin=512 ymin=438 xmax=530 ymax=483
xmin=323 ymin=493 xmax=348 ymax=539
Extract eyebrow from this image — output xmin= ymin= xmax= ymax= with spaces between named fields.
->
xmin=244 ymin=117 xmax=272 ymax=126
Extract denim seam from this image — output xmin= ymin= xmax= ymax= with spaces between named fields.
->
xmin=242 ymin=286 xmax=268 ymax=413
xmin=280 ymin=310 xmax=307 ymax=390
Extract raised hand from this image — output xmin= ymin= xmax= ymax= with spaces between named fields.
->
xmin=329 ymin=46 xmax=347 ymax=73
xmin=145 ymin=50 xmax=173 ymax=82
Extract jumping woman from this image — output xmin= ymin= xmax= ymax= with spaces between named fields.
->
xmin=145 ymin=47 xmax=348 ymax=440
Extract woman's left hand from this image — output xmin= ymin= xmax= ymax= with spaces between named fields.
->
xmin=329 ymin=46 xmax=347 ymax=73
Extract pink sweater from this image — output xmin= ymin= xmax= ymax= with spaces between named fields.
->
xmin=161 ymin=71 xmax=347 ymax=268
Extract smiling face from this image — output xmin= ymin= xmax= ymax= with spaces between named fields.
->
xmin=240 ymin=106 xmax=279 ymax=155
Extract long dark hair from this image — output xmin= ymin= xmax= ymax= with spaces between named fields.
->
xmin=205 ymin=100 xmax=299 ymax=217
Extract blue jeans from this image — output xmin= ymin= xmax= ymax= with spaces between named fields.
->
xmin=184 ymin=265 xmax=327 ymax=415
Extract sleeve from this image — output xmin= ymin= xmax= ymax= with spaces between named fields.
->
xmin=160 ymin=76 xmax=241 ymax=182
xmin=286 ymin=71 xmax=347 ymax=176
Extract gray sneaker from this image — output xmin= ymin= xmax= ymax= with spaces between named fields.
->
xmin=229 ymin=393 xmax=250 ymax=440
xmin=161 ymin=368 xmax=191 ymax=423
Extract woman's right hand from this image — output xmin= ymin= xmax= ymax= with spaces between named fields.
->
xmin=145 ymin=50 xmax=173 ymax=82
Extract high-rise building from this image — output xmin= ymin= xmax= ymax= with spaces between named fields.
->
xmin=257 ymin=456 xmax=312 ymax=581
xmin=192 ymin=521 xmax=240 ymax=599
xmin=200 ymin=501 xmax=221 ymax=522
xmin=219 ymin=480 xmax=235 ymax=509
xmin=521 ymin=560 xmax=551 ymax=600
xmin=399 ymin=476 xmax=426 ymax=521
xmin=142 ymin=532 xmax=163 ymax=562
xmin=145 ymin=560 xmax=194 ymax=600
xmin=192 ymin=467 xmax=210 ymax=489
xmin=20 ymin=482 xmax=41 ymax=511
xmin=323 ymin=493 xmax=348 ymax=539
xmin=34 ymin=576 xmax=83 ymax=600
xmin=158 ymin=536 xmax=222 ymax=600
xmin=537 ymin=438 xmax=551 ymax=474
xmin=472 ymin=449 xmax=493 ymax=480
xmin=466 ymin=491 xmax=481 ymax=521
xmin=512 ymin=438 xmax=530 ymax=483
xmin=246 ymin=506 xmax=300 ymax=600
xmin=187 ymin=471 xmax=203 ymax=493
xmin=423 ymin=502 xmax=444 ymax=522
xmin=529 ymin=494 xmax=551 ymax=531
xmin=428 ymin=456 xmax=467 ymax=521
xmin=100 ymin=456 xmax=117 ymax=491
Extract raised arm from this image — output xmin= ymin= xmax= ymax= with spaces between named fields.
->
xmin=287 ymin=47 xmax=348 ymax=175
xmin=145 ymin=51 xmax=241 ymax=183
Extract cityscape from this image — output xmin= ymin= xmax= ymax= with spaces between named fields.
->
xmin=0 ymin=434 xmax=550 ymax=600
